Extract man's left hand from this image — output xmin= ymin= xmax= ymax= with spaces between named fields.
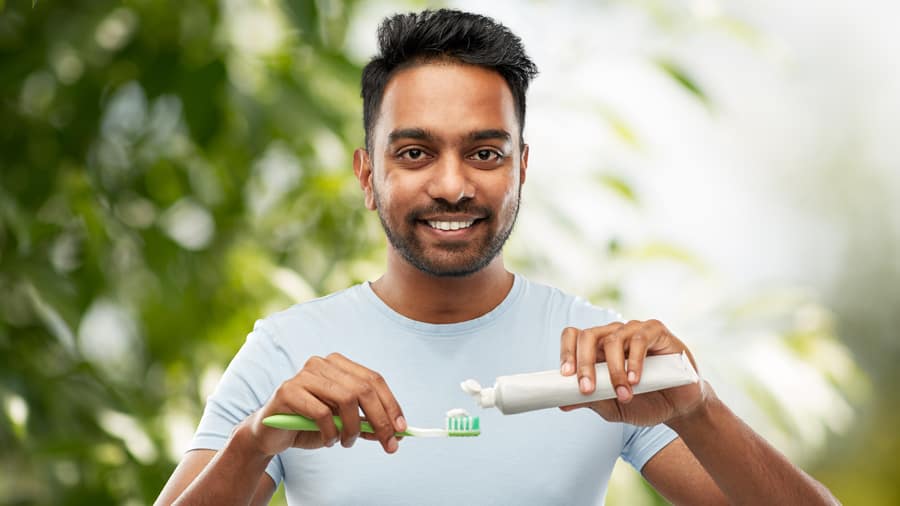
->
xmin=558 ymin=320 xmax=709 ymax=426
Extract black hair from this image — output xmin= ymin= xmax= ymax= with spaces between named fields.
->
xmin=361 ymin=9 xmax=538 ymax=151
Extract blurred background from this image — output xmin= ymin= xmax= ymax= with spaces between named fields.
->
xmin=1 ymin=0 xmax=897 ymax=504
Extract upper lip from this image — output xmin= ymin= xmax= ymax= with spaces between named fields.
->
xmin=420 ymin=215 xmax=483 ymax=222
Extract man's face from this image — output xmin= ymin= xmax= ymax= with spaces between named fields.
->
xmin=356 ymin=62 xmax=528 ymax=277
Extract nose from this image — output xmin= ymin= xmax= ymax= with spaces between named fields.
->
xmin=426 ymin=154 xmax=475 ymax=204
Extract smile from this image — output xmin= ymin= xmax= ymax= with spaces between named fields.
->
xmin=426 ymin=220 xmax=476 ymax=231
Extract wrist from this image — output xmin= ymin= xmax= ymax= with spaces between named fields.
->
xmin=227 ymin=418 xmax=276 ymax=464
xmin=666 ymin=381 xmax=720 ymax=435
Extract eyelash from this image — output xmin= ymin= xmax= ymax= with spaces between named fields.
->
xmin=397 ymin=148 xmax=429 ymax=160
xmin=470 ymin=149 xmax=504 ymax=162
xmin=395 ymin=148 xmax=505 ymax=163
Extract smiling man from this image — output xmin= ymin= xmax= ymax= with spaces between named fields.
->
xmin=157 ymin=9 xmax=839 ymax=506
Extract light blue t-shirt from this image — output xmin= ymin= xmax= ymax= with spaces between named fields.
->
xmin=190 ymin=274 xmax=677 ymax=505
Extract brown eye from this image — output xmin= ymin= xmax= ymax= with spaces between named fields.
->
xmin=406 ymin=149 xmax=423 ymax=159
xmin=475 ymin=150 xmax=498 ymax=161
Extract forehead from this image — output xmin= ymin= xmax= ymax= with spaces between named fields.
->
xmin=375 ymin=62 xmax=518 ymax=146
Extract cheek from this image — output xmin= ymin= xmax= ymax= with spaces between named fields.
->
xmin=380 ymin=171 xmax=427 ymax=205
xmin=495 ymin=172 xmax=521 ymax=210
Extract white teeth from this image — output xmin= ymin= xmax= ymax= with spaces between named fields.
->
xmin=427 ymin=220 xmax=475 ymax=231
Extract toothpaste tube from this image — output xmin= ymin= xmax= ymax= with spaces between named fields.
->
xmin=461 ymin=352 xmax=699 ymax=415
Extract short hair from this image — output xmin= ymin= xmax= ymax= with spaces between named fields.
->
xmin=361 ymin=9 xmax=538 ymax=151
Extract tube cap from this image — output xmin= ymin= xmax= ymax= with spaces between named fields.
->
xmin=478 ymin=387 xmax=496 ymax=408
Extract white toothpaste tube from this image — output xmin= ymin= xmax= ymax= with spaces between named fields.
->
xmin=461 ymin=352 xmax=699 ymax=415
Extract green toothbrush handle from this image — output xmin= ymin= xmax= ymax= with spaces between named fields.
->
xmin=262 ymin=414 xmax=410 ymax=436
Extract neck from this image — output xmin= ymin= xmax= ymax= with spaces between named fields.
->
xmin=370 ymin=249 xmax=515 ymax=324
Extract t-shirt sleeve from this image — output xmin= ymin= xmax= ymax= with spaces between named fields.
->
xmin=619 ymin=423 xmax=679 ymax=471
xmin=188 ymin=318 xmax=293 ymax=485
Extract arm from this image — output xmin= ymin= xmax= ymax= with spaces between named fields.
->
xmin=559 ymin=321 xmax=840 ymax=505
xmin=155 ymin=353 xmax=408 ymax=505
xmin=661 ymin=391 xmax=837 ymax=505
xmin=154 ymin=441 xmax=275 ymax=506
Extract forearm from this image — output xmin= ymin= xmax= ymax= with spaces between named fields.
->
xmin=171 ymin=424 xmax=273 ymax=506
xmin=667 ymin=392 xmax=838 ymax=506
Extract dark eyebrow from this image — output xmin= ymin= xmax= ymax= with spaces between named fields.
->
xmin=467 ymin=129 xmax=511 ymax=143
xmin=387 ymin=128 xmax=512 ymax=146
xmin=387 ymin=128 xmax=436 ymax=145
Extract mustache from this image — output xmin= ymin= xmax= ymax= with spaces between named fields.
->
xmin=407 ymin=201 xmax=493 ymax=222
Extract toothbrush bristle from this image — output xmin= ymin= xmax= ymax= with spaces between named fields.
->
xmin=446 ymin=415 xmax=481 ymax=436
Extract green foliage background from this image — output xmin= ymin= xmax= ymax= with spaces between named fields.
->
xmin=1 ymin=0 xmax=384 ymax=503
xmin=1 ymin=0 xmax=897 ymax=505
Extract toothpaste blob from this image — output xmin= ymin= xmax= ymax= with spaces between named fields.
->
xmin=445 ymin=408 xmax=470 ymax=418
xmin=461 ymin=352 xmax=699 ymax=415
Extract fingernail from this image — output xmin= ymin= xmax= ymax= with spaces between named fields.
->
xmin=579 ymin=376 xmax=592 ymax=392
xmin=347 ymin=435 xmax=357 ymax=447
xmin=387 ymin=437 xmax=399 ymax=453
xmin=396 ymin=415 xmax=406 ymax=431
xmin=326 ymin=437 xmax=338 ymax=447
xmin=628 ymin=371 xmax=637 ymax=384
xmin=616 ymin=385 xmax=629 ymax=401
xmin=561 ymin=361 xmax=574 ymax=375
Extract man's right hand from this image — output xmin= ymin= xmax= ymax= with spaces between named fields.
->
xmin=243 ymin=352 xmax=407 ymax=456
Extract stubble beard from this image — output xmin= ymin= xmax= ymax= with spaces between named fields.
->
xmin=374 ymin=186 xmax=521 ymax=278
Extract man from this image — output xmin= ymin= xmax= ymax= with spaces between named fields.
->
xmin=157 ymin=9 xmax=839 ymax=505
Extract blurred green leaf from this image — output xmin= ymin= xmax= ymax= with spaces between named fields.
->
xmin=623 ymin=240 xmax=708 ymax=271
xmin=655 ymin=58 xmax=710 ymax=107
xmin=596 ymin=173 xmax=638 ymax=204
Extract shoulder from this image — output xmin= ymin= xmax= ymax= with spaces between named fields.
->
xmin=238 ymin=283 xmax=375 ymax=365
xmin=516 ymin=275 xmax=622 ymax=328
xmin=259 ymin=283 xmax=365 ymax=334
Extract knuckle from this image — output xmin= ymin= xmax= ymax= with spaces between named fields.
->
xmin=309 ymin=405 xmax=331 ymax=421
xmin=325 ymin=352 xmax=345 ymax=361
xmin=368 ymin=371 xmax=385 ymax=384
xmin=356 ymin=383 xmax=375 ymax=397
xmin=605 ymin=332 xmax=623 ymax=343
xmin=334 ymin=391 xmax=353 ymax=407
xmin=304 ymin=355 xmax=324 ymax=369
xmin=274 ymin=382 xmax=290 ymax=398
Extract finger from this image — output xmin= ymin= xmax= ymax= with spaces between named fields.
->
xmin=298 ymin=371 xmax=360 ymax=447
xmin=328 ymin=353 xmax=407 ymax=434
xmin=626 ymin=330 xmax=650 ymax=386
xmin=576 ymin=329 xmax=599 ymax=394
xmin=326 ymin=354 xmax=399 ymax=453
xmin=586 ymin=323 xmax=621 ymax=366
xmin=278 ymin=378 xmax=339 ymax=447
xmin=559 ymin=402 xmax=591 ymax=412
xmin=314 ymin=364 xmax=366 ymax=448
xmin=603 ymin=323 xmax=633 ymax=402
xmin=356 ymin=387 xmax=398 ymax=453
xmin=560 ymin=327 xmax=579 ymax=375
xmin=645 ymin=319 xmax=680 ymax=355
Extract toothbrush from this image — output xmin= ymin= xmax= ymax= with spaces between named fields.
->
xmin=262 ymin=410 xmax=480 ymax=437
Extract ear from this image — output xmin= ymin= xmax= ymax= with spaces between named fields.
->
xmin=353 ymin=148 xmax=377 ymax=210
xmin=519 ymin=143 xmax=529 ymax=185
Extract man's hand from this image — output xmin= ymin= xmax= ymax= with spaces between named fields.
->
xmin=243 ymin=352 xmax=407 ymax=457
xmin=558 ymin=320 xmax=709 ymax=426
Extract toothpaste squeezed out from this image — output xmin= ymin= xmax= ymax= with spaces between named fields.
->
xmin=461 ymin=352 xmax=699 ymax=415
xmin=445 ymin=408 xmax=470 ymax=418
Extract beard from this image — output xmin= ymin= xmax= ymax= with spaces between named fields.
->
xmin=374 ymin=187 xmax=521 ymax=277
